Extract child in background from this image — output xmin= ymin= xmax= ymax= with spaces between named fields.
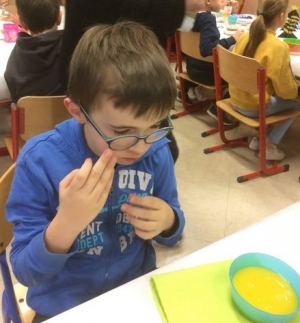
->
xmin=6 ymin=21 xmax=185 ymax=323
xmin=185 ymin=0 xmax=243 ymax=124
xmin=4 ymin=0 xmax=64 ymax=103
xmin=230 ymin=0 xmax=300 ymax=160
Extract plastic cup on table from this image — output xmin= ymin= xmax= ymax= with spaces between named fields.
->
xmin=222 ymin=6 xmax=232 ymax=22
xmin=227 ymin=15 xmax=238 ymax=25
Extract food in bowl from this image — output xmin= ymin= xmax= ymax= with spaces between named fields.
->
xmin=283 ymin=38 xmax=300 ymax=54
xmin=229 ymin=253 xmax=300 ymax=323
xmin=233 ymin=267 xmax=297 ymax=314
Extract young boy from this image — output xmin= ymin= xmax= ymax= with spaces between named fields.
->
xmin=185 ymin=0 xmax=243 ymax=124
xmin=4 ymin=0 xmax=64 ymax=103
xmin=6 ymin=21 xmax=185 ymax=322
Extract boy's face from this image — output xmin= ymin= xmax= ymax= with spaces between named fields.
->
xmin=76 ymin=98 xmax=170 ymax=166
xmin=207 ymin=0 xmax=226 ymax=12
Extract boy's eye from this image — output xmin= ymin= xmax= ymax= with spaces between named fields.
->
xmin=113 ymin=129 xmax=129 ymax=136
xmin=112 ymin=122 xmax=161 ymax=137
xmin=151 ymin=123 xmax=161 ymax=130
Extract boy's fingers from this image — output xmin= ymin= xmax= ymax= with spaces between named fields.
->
xmin=59 ymin=169 xmax=80 ymax=189
xmin=128 ymin=195 xmax=159 ymax=210
xmin=96 ymin=171 xmax=115 ymax=203
xmin=66 ymin=158 xmax=94 ymax=190
xmin=89 ymin=150 xmax=117 ymax=194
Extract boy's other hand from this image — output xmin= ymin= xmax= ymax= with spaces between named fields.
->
xmin=233 ymin=29 xmax=244 ymax=41
xmin=121 ymin=195 xmax=175 ymax=240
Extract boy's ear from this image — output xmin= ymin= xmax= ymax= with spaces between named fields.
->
xmin=57 ymin=10 xmax=62 ymax=26
xmin=64 ymin=98 xmax=86 ymax=124
xmin=18 ymin=16 xmax=28 ymax=30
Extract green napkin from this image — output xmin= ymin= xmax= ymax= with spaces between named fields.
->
xmin=150 ymin=259 xmax=300 ymax=323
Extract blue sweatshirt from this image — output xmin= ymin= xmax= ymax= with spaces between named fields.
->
xmin=6 ymin=118 xmax=185 ymax=317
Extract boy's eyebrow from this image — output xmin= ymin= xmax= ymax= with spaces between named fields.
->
xmin=108 ymin=117 xmax=167 ymax=129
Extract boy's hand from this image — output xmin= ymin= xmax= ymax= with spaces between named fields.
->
xmin=8 ymin=13 xmax=20 ymax=25
xmin=45 ymin=149 xmax=117 ymax=253
xmin=233 ymin=29 xmax=244 ymax=41
xmin=121 ymin=195 xmax=176 ymax=240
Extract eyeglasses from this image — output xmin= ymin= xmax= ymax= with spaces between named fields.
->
xmin=78 ymin=103 xmax=174 ymax=151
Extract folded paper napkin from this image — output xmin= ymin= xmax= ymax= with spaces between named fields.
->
xmin=150 ymin=259 xmax=300 ymax=323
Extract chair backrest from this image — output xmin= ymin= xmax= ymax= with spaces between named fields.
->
xmin=213 ymin=44 xmax=267 ymax=132
xmin=16 ymin=95 xmax=70 ymax=141
xmin=0 ymin=163 xmax=22 ymax=323
xmin=0 ymin=164 xmax=15 ymax=253
xmin=9 ymin=95 xmax=70 ymax=161
xmin=213 ymin=44 xmax=265 ymax=98
xmin=177 ymin=30 xmax=213 ymax=63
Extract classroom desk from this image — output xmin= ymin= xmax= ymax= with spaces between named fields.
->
xmin=44 ymin=201 xmax=300 ymax=323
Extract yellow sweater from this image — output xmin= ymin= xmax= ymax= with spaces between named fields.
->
xmin=229 ymin=30 xmax=297 ymax=110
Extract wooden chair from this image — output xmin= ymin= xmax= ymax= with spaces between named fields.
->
xmin=0 ymin=164 xmax=36 ymax=323
xmin=173 ymin=30 xmax=215 ymax=120
xmin=166 ymin=33 xmax=177 ymax=62
xmin=3 ymin=95 xmax=70 ymax=162
xmin=203 ymin=45 xmax=300 ymax=183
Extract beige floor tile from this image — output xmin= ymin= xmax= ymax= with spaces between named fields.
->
xmin=225 ymin=187 xmax=297 ymax=236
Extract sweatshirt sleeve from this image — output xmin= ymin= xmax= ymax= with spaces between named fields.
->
xmin=193 ymin=12 xmax=236 ymax=57
xmin=267 ymin=46 xmax=298 ymax=99
xmin=151 ymin=147 xmax=185 ymax=247
xmin=4 ymin=48 xmax=18 ymax=103
xmin=6 ymin=162 xmax=78 ymax=287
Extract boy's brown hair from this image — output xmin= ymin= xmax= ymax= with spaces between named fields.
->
xmin=16 ymin=0 xmax=61 ymax=34
xmin=68 ymin=21 xmax=177 ymax=119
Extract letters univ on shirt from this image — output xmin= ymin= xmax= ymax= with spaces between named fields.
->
xmin=77 ymin=169 xmax=153 ymax=255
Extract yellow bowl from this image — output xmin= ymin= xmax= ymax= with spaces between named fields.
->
xmin=229 ymin=253 xmax=300 ymax=323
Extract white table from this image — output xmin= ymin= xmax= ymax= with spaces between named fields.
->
xmin=276 ymin=29 xmax=300 ymax=80
xmin=44 ymin=201 xmax=300 ymax=323
xmin=0 ymin=21 xmax=15 ymax=101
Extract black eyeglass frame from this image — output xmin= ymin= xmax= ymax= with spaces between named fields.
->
xmin=78 ymin=103 xmax=174 ymax=151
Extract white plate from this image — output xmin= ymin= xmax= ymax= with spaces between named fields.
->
xmin=237 ymin=14 xmax=256 ymax=25
xmin=226 ymin=23 xmax=241 ymax=31
xmin=224 ymin=29 xmax=237 ymax=36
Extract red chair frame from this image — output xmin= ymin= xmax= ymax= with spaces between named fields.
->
xmin=204 ymin=45 xmax=300 ymax=182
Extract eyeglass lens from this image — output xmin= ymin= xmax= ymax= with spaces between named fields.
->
xmin=109 ymin=129 xmax=170 ymax=150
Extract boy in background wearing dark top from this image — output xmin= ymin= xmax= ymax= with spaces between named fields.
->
xmin=185 ymin=0 xmax=243 ymax=124
xmin=4 ymin=0 xmax=64 ymax=103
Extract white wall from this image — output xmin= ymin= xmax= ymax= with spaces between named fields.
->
xmin=242 ymin=0 xmax=300 ymax=14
